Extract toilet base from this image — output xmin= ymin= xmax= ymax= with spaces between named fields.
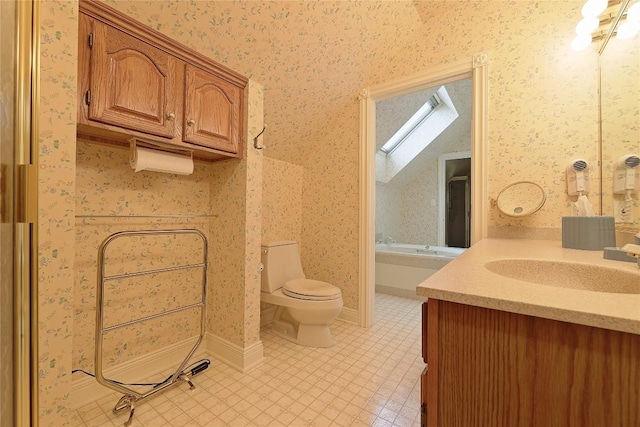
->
xmin=272 ymin=306 xmax=336 ymax=348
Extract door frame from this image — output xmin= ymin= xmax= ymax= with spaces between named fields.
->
xmin=358 ymin=53 xmax=489 ymax=327
xmin=438 ymin=151 xmax=471 ymax=246
xmin=13 ymin=0 xmax=40 ymax=424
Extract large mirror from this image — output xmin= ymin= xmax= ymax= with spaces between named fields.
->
xmin=600 ymin=0 xmax=640 ymax=240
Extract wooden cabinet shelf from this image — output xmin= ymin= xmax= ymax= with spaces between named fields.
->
xmin=78 ymin=0 xmax=247 ymax=161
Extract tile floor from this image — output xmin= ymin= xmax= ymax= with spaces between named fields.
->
xmin=71 ymin=293 xmax=425 ymax=427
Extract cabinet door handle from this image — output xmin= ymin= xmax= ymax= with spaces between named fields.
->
xmin=166 ymin=113 xmax=176 ymax=120
xmin=187 ymin=119 xmax=196 ymax=126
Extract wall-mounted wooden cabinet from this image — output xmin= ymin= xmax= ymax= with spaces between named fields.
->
xmin=77 ymin=0 xmax=247 ymax=161
xmin=183 ymin=65 xmax=241 ymax=153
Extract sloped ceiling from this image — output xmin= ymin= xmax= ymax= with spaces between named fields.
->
xmin=376 ymin=78 xmax=472 ymax=188
xmin=108 ymin=0 xmax=429 ymax=165
xmin=375 ymin=88 xmax=437 ymax=152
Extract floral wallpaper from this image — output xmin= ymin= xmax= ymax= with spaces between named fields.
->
xmin=262 ymin=157 xmax=303 ymax=244
xmin=100 ymin=0 xmax=599 ymax=320
xmin=36 ymin=0 xmax=609 ymax=423
xmin=74 ymin=140 xmax=214 ymax=372
xmin=207 ymin=80 xmax=264 ymax=347
xmin=38 ymin=0 xmax=78 ymax=425
xmin=375 ymin=184 xmax=401 ymax=244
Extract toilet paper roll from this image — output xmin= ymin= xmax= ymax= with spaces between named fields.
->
xmin=130 ymin=146 xmax=194 ymax=175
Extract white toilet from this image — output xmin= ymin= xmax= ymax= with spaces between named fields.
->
xmin=260 ymin=241 xmax=343 ymax=348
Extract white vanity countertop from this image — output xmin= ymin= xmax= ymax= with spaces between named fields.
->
xmin=416 ymin=238 xmax=640 ymax=335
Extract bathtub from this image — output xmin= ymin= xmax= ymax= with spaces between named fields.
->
xmin=375 ymin=243 xmax=465 ymax=258
xmin=375 ymin=243 xmax=465 ymax=300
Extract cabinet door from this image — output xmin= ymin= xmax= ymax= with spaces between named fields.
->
xmin=183 ymin=65 xmax=240 ymax=154
xmin=87 ymin=20 xmax=177 ymax=138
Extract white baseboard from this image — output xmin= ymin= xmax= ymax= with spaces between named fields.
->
xmin=71 ymin=333 xmax=266 ymax=409
xmin=375 ymin=285 xmax=427 ymax=301
xmin=70 ymin=336 xmax=205 ymax=410
xmin=337 ymin=306 xmax=359 ymax=325
xmin=205 ymin=332 xmax=264 ymax=373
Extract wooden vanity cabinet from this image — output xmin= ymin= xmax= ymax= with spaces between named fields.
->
xmin=78 ymin=0 xmax=247 ymax=161
xmin=422 ymin=298 xmax=640 ymax=427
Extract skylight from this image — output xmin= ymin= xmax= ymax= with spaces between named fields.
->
xmin=375 ymin=86 xmax=459 ymax=184
xmin=379 ymin=93 xmax=441 ymax=155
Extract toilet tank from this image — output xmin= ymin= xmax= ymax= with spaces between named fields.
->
xmin=261 ymin=241 xmax=306 ymax=293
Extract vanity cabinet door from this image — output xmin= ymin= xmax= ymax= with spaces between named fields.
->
xmin=183 ymin=65 xmax=241 ymax=154
xmin=87 ymin=19 xmax=178 ymax=138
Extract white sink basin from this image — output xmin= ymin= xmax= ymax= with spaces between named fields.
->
xmin=485 ymin=259 xmax=640 ymax=294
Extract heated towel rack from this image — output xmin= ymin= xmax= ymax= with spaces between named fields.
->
xmin=95 ymin=229 xmax=208 ymax=426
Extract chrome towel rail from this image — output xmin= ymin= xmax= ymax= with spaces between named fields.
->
xmin=95 ymin=229 xmax=208 ymax=427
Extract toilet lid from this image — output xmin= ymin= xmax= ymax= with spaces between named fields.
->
xmin=283 ymin=279 xmax=342 ymax=301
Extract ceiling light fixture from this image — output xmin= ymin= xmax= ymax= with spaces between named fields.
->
xmin=616 ymin=2 xmax=640 ymax=39
xmin=582 ymin=0 xmax=609 ymax=18
xmin=571 ymin=0 xmax=611 ymax=51
xmin=570 ymin=0 xmax=640 ymax=51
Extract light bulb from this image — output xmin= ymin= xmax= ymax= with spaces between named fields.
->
xmin=571 ymin=33 xmax=593 ymax=51
xmin=581 ymin=0 xmax=608 ymax=18
xmin=575 ymin=17 xmax=600 ymax=34
xmin=616 ymin=20 xmax=640 ymax=39
xmin=627 ymin=2 xmax=640 ymax=23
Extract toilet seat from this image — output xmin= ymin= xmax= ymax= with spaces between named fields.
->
xmin=283 ymin=279 xmax=342 ymax=301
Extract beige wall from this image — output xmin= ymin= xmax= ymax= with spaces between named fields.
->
xmin=96 ymin=0 xmax=598 ymax=310
xmin=73 ymin=141 xmax=214 ymax=371
xmin=39 ymin=2 xmax=265 ymax=424
xmin=37 ymin=0 xmax=604 ymax=424
xmin=39 ymin=1 xmax=78 ymax=424
xmin=262 ymin=157 xmax=304 ymax=245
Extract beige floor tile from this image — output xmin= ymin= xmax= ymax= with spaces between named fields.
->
xmin=298 ymin=407 xmax=320 ymax=423
xmin=77 ymin=402 xmax=104 ymax=422
xmin=252 ymin=412 xmax=275 ymax=426
xmin=355 ymin=409 xmax=379 ymax=425
xmin=287 ymin=400 xmax=307 ymax=416
xmin=71 ymin=294 xmax=423 ymax=427
xmin=393 ymin=412 xmax=416 ymax=427
xmin=191 ymin=410 xmax=216 ymax=426
xmin=238 ymin=404 xmax=263 ymax=421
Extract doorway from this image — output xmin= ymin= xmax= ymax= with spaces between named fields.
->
xmin=438 ymin=152 xmax=471 ymax=248
xmin=358 ymin=53 xmax=489 ymax=327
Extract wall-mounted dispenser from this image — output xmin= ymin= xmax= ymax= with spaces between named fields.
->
xmin=613 ymin=154 xmax=639 ymax=223
xmin=566 ymin=159 xmax=590 ymax=196
xmin=614 ymin=154 xmax=640 ymax=194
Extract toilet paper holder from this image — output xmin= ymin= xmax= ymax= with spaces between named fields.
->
xmin=129 ymin=137 xmax=193 ymax=165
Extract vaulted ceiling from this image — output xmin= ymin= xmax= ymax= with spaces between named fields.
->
xmin=110 ymin=0 xmax=434 ymax=164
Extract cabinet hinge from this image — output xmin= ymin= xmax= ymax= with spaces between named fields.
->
xmin=88 ymin=33 xmax=93 ymax=48
xmin=86 ymin=90 xmax=91 ymax=106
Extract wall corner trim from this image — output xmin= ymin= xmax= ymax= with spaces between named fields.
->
xmin=205 ymin=333 xmax=264 ymax=373
xmin=337 ymin=307 xmax=359 ymax=325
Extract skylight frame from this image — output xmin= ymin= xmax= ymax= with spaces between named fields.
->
xmin=379 ymin=93 xmax=442 ymax=155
